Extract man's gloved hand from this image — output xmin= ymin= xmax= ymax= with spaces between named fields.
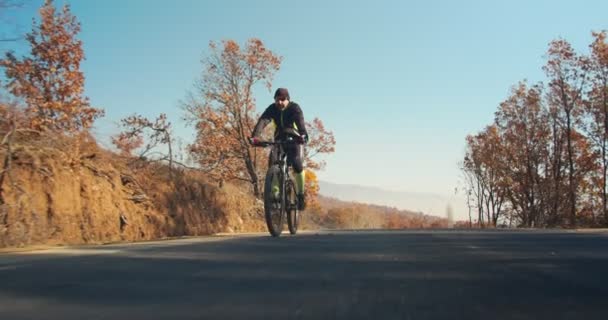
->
xmin=249 ymin=136 xmax=260 ymax=146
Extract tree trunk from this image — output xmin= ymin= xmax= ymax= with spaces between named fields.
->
xmin=167 ymin=133 xmax=173 ymax=179
xmin=566 ymin=109 xmax=577 ymax=228
xmin=603 ymin=81 xmax=608 ymax=226
xmin=551 ymin=116 xmax=564 ymax=227
xmin=485 ymin=191 xmax=492 ymax=227
xmin=602 ymin=136 xmax=607 ymax=225
xmin=244 ymin=149 xmax=260 ymax=197
xmin=466 ymin=192 xmax=473 ymax=228
xmin=477 ymin=180 xmax=484 ymax=228
xmin=0 ymin=121 xmax=16 ymax=207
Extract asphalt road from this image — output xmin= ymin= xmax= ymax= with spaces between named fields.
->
xmin=1 ymin=230 xmax=608 ymax=320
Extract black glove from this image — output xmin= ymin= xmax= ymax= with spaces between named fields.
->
xmin=249 ymin=137 xmax=261 ymax=146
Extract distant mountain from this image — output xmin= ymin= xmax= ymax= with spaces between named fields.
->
xmin=317 ymin=181 xmax=455 ymax=218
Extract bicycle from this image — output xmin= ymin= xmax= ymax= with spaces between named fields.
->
xmin=252 ymin=136 xmax=304 ymax=237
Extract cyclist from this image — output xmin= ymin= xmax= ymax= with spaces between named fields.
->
xmin=249 ymin=88 xmax=308 ymax=210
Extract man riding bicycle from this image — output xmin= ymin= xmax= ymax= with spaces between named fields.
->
xmin=249 ymin=88 xmax=308 ymax=210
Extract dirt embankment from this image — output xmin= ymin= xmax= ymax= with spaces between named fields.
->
xmin=0 ymin=132 xmax=265 ymax=248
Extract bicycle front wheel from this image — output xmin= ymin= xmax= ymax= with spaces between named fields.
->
xmin=286 ymin=179 xmax=299 ymax=235
xmin=264 ymin=165 xmax=285 ymax=237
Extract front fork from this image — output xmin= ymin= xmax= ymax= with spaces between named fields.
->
xmin=276 ymin=152 xmax=295 ymax=210
xmin=282 ymin=165 xmax=297 ymax=211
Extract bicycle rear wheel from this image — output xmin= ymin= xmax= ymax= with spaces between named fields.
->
xmin=286 ymin=179 xmax=299 ymax=235
xmin=264 ymin=165 xmax=284 ymax=237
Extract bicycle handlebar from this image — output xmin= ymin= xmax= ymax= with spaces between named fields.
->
xmin=251 ymin=139 xmax=304 ymax=148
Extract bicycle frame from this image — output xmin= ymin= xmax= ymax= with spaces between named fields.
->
xmin=253 ymin=137 xmax=302 ymax=236
xmin=256 ymin=137 xmax=301 ymax=179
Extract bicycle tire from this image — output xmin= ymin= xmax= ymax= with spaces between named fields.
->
xmin=286 ymin=179 xmax=299 ymax=235
xmin=264 ymin=165 xmax=284 ymax=237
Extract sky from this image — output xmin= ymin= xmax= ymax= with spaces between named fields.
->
xmin=2 ymin=0 xmax=608 ymax=218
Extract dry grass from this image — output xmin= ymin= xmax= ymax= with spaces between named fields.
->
xmin=0 ymin=131 xmax=265 ymax=248
xmin=0 ymin=127 xmax=448 ymax=249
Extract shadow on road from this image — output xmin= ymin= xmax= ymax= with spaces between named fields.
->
xmin=1 ymin=231 xmax=608 ymax=319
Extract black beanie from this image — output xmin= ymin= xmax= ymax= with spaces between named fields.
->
xmin=274 ymin=88 xmax=290 ymax=100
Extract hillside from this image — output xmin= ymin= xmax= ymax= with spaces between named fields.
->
xmin=302 ymin=195 xmax=448 ymax=230
xmin=318 ymin=180 xmax=453 ymax=216
xmin=0 ymin=131 xmax=266 ymax=248
xmin=0 ymin=131 xmax=447 ymax=249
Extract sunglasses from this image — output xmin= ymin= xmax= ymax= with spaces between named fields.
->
xmin=276 ymin=97 xmax=288 ymax=101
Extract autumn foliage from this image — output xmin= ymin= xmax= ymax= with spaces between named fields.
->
xmin=183 ymin=39 xmax=282 ymax=195
xmin=112 ymin=113 xmax=172 ymax=159
xmin=2 ymin=0 xmax=337 ymax=216
xmin=0 ymin=0 xmax=103 ymax=133
xmin=305 ymin=169 xmax=321 ymax=211
xmin=463 ymin=31 xmax=608 ymax=228
xmin=184 ymin=38 xmax=336 ymax=200
xmin=304 ymin=118 xmax=336 ymax=171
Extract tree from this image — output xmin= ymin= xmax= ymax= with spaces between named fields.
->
xmin=461 ymin=33 xmax=608 ymax=228
xmin=543 ymin=39 xmax=590 ymax=227
xmin=112 ymin=113 xmax=173 ymax=172
xmin=184 ymin=39 xmax=282 ymax=195
xmin=495 ymin=82 xmax=550 ymax=226
xmin=304 ymin=118 xmax=336 ymax=171
xmin=0 ymin=0 xmax=103 ymax=132
xmin=112 ymin=130 xmax=144 ymax=157
xmin=463 ymin=125 xmax=507 ymax=227
xmin=302 ymin=117 xmax=335 ymax=208
xmin=545 ymin=102 xmax=568 ymax=226
xmin=463 ymin=135 xmax=485 ymax=227
xmin=305 ymin=169 xmax=321 ymax=212
xmin=586 ymin=31 xmax=608 ymax=225
xmin=185 ymin=39 xmax=336 ymax=196
xmin=570 ymin=130 xmax=601 ymax=225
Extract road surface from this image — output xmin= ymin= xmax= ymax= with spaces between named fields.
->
xmin=1 ymin=230 xmax=608 ymax=319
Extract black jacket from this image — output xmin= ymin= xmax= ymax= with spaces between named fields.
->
xmin=252 ymin=102 xmax=308 ymax=138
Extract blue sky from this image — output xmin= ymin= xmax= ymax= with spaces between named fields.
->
xmin=3 ymin=0 xmax=608 ymax=214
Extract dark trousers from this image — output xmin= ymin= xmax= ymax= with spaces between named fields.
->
xmin=268 ymin=144 xmax=304 ymax=173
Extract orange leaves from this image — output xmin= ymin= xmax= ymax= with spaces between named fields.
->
xmin=588 ymin=31 xmax=608 ymax=123
xmin=590 ymin=31 xmax=608 ymax=67
xmin=223 ymin=40 xmax=241 ymax=55
xmin=544 ymin=38 xmax=589 ymax=115
xmin=299 ymin=118 xmax=336 ymax=207
xmin=112 ymin=132 xmax=144 ymax=156
xmin=184 ymin=38 xmax=335 ymax=197
xmin=464 ymin=32 xmax=608 ymax=227
xmin=112 ymin=113 xmax=172 ymax=159
xmin=305 ymin=117 xmax=336 ymax=171
xmin=546 ymin=39 xmax=576 ymax=63
xmin=187 ymin=105 xmax=244 ymax=182
xmin=305 ymin=170 xmax=321 ymax=212
xmin=0 ymin=0 xmax=102 ymax=133
xmin=184 ymin=39 xmax=283 ymax=194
